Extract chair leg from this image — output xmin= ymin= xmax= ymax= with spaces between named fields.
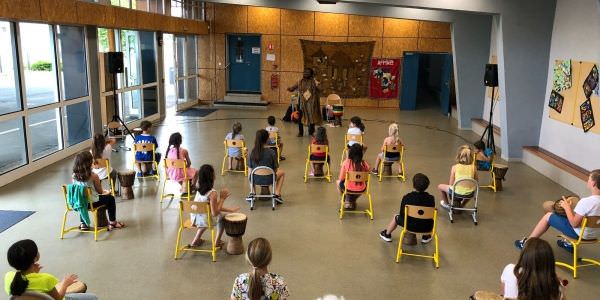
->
xmin=326 ymin=161 xmax=331 ymax=182
xmin=174 ymin=227 xmax=183 ymax=260
xmin=573 ymin=244 xmax=578 ymax=278
xmin=60 ymin=210 xmax=68 ymax=239
xmin=400 ymin=161 xmax=406 ymax=182
xmin=396 ymin=230 xmax=406 ymax=263
xmin=368 ymin=194 xmax=374 ymax=220
xmin=434 ymin=234 xmax=439 ymax=268
xmin=160 ymin=179 xmax=167 ymax=203
xmin=93 ymin=210 xmax=98 ymax=242
xmin=211 ymin=228 xmax=217 ymax=262
xmin=378 ymin=160 xmax=383 ymax=182
xmin=110 ymin=178 xmax=115 ymax=197
xmin=491 ymin=170 xmax=496 ymax=192
xmin=339 ymin=193 xmax=346 ymax=219
xmin=243 ymin=156 xmax=248 ymax=176
xmin=304 ymin=159 xmax=309 ymax=183
xmin=221 ymin=154 xmax=227 ymax=175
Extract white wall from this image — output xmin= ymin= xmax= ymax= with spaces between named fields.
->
xmin=482 ymin=15 xmax=501 ymax=126
xmin=538 ymin=0 xmax=600 ymax=169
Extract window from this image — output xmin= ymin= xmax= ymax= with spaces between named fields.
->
xmin=119 ymin=30 xmax=141 ymax=88
xmin=57 ymin=26 xmax=89 ymax=100
xmin=0 ymin=117 xmax=27 ymax=174
xmin=97 ymin=28 xmax=110 ymax=52
xmin=143 ymin=87 xmax=158 ymax=117
xmin=0 ymin=21 xmax=21 ymax=115
xmin=28 ymin=109 xmax=62 ymax=160
xmin=63 ymin=101 xmax=91 ymax=146
xmin=121 ymin=89 xmax=141 ymax=123
xmin=19 ymin=23 xmax=58 ymax=109
xmin=140 ymin=31 xmax=157 ymax=84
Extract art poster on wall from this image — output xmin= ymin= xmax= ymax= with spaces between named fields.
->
xmin=369 ymin=58 xmax=401 ymax=99
xmin=548 ymin=90 xmax=564 ymax=113
xmin=553 ymin=59 xmax=572 ymax=92
xmin=582 ymin=64 xmax=599 ymax=99
xmin=580 ymin=98 xmax=595 ymax=132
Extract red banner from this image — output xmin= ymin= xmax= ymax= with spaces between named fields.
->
xmin=369 ymin=58 xmax=401 ymax=99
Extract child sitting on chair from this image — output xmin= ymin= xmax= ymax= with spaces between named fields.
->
xmin=379 ymin=173 xmax=435 ymax=244
xmin=346 ymin=116 xmax=365 ymax=147
xmin=266 ymin=116 xmax=285 ymax=160
xmin=225 ymin=122 xmax=245 ymax=170
xmin=134 ymin=120 xmax=161 ymax=176
xmin=371 ymin=123 xmax=403 ymax=175
xmin=310 ymin=126 xmax=330 ymax=175
xmin=437 ymin=145 xmax=477 ymax=210
xmin=91 ymin=133 xmax=118 ymax=194
xmin=337 ymin=144 xmax=370 ymax=210
xmin=189 ymin=164 xmax=240 ymax=248
xmin=165 ymin=132 xmax=198 ymax=195
xmin=474 ymin=140 xmax=493 ymax=171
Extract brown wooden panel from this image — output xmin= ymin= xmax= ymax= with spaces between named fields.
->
xmin=215 ymin=69 xmax=226 ymax=100
xmin=379 ymin=99 xmax=400 ymax=108
xmin=113 ymin=6 xmax=137 ymax=29
xmin=248 ymin=6 xmax=280 ymax=34
xmin=315 ymin=12 xmax=348 ymax=37
xmin=261 ymin=34 xmax=280 ymax=72
xmin=198 ymin=68 xmax=215 ymax=101
xmin=417 ymin=38 xmax=452 ymax=53
xmin=419 ymin=21 xmax=451 ymax=38
xmin=0 ymin=0 xmax=41 ymax=21
xmin=76 ymin=1 xmax=107 ymax=26
xmin=215 ymin=34 xmax=226 ymax=70
xmin=348 ymin=37 xmax=382 ymax=58
xmin=313 ymin=36 xmax=347 ymax=42
xmin=348 ymin=15 xmax=383 ymax=37
xmin=280 ymin=71 xmax=303 ymax=104
xmin=382 ymin=38 xmax=418 ymax=57
xmin=280 ymin=35 xmax=312 ymax=72
xmin=198 ymin=35 xmax=215 ymax=69
xmin=345 ymin=98 xmax=379 ymax=107
xmin=136 ymin=10 xmax=156 ymax=31
xmin=383 ymin=18 xmax=419 ymax=38
xmin=40 ymin=0 xmax=77 ymax=24
xmin=281 ymin=9 xmax=314 ymax=36
xmin=214 ymin=3 xmax=247 ymax=34
xmin=261 ymin=71 xmax=280 ymax=103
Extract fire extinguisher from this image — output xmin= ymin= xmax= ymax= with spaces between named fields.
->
xmin=271 ymin=74 xmax=279 ymax=89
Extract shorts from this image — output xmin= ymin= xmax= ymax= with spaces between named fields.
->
xmin=310 ymin=154 xmax=330 ymax=163
xmin=378 ymin=152 xmax=400 ymax=162
xmin=448 ymin=187 xmax=474 ymax=199
xmin=549 ymin=213 xmax=579 ymax=239
xmin=251 ymin=174 xmax=275 ymax=186
xmin=339 ymin=180 xmax=366 ymax=193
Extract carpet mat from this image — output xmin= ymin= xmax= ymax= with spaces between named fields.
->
xmin=0 ymin=210 xmax=35 ymax=233
xmin=176 ymin=107 xmax=217 ymax=117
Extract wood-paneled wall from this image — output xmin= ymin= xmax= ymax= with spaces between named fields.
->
xmin=0 ymin=0 xmax=207 ymax=35
xmin=199 ymin=3 xmax=452 ymax=108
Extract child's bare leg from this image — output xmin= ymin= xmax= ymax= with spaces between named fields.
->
xmin=190 ymin=228 xmax=206 ymax=246
xmin=275 ymin=169 xmax=285 ymax=195
xmin=374 ymin=155 xmax=382 ymax=171
xmin=136 ymin=162 xmax=142 ymax=173
xmin=228 ymin=157 xmax=233 ymax=170
xmin=385 ymin=215 xmax=399 ymax=235
xmin=438 ymin=184 xmax=451 ymax=203
xmin=528 ymin=212 xmax=552 ymax=238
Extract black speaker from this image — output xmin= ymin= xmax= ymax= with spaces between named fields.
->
xmin=484 ymin=64 xmax=498 ymax=87
xmin=106 ymin=52 xmax=124 ymax=74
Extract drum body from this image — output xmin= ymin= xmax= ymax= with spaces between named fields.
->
xmin=332 ymin=104 xmax=344 ymax=116
xmin=118 ymin=170 xmax=136 ymax=199
xmin=492 ymin=164 xmax=508 ymax=191
xmin=224 ymin=213 xmax=247 ymax=255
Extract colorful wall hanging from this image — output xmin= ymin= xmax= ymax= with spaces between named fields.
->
xmin=369 ymin=58 xmax=401 ymax=99
xmin=580 ymin=98 xmax=595 ymax=132
xmin=548 ymin=90 xmax=564 ymax=113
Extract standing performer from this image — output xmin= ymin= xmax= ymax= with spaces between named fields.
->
xmin=287 ymin=68 xmax=322 ymax=137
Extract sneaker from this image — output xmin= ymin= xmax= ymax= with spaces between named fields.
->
xmin=148 ymin=170 xmax=157 ymax=175
xmin=421 ymin=235 xmax=433 ymax=244
xmin=371 ymin=168 xmax=379 ymax=175
xmin=379 ymin=230 xmax=392 ymax=242
xmin=273 ymin=194 xmax=284 ymax=204
xmin=440 ymin=200 xmax=450 ymax=210
xmin=514 ymin=238 xmax=527 ymax=250
xmin=280 ymin=156 xmax=286 ymax=161
xmin=557 ymin=239 xmax=574 ymax=253
xmin=136 ymin=172 xmax=143 ymax=177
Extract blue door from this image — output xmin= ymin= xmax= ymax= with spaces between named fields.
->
xmin=228 ymin=35 xmax=261 ymax=93
xmin=438 ymin=54 xmax=453 ymax=116
xmin=400 ymin=52 xmax=420 ymax=110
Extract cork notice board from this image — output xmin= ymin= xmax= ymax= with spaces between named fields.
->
xmin=548 ymin=60 xmax=600 ymax=134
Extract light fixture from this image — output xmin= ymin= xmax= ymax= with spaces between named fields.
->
xmin=317 ymin=0 xmax=339 ymax=4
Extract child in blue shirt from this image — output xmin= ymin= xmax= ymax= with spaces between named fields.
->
xmin=134 ymin=121 xmax=160 ymax=176
xmin=474 ymin=140 xmax=493 ymax=171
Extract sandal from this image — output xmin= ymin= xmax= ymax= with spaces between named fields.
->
xmin=215 ymin=240 xmax=225 ymax=248
xmin=187 ymin=239 xmax=204 ymax=248
xmin=108 ymin=221 xmax=126 ymax=230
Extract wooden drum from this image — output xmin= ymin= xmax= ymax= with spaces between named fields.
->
xmin=332 ymin=104 xmax=344 ymax=116
xmin=313 ymin=163 xmax=325 ymax=177
xmin=224 ymin=213 xmax=247 ymax=255
xmin=118 ymin=170 xmax=136 ymax=200
xmin=492 ymin=164 xmax=508 ymax=191
xmin=382 ymin=162 xmax=394 ymax=176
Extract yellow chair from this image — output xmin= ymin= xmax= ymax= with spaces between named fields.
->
xmin=304 ymin=144 xmax=331 ymax=182
xmin=396 ymin=205 xmax=439 ymax=268
xmin=173 ymin=200 xmax=220 ymax=261
xmin=340 ymin=133 xmax=363 ymax=165
xmin=60 ymin=185 xmax=108 ymax=241
xmin=160 ymin=159 xmax=191 ymax=202
xmin=555 ymin=216 xmax=600 ymax=278
xmin=267 ymin=131 xmax=281 ymax=163
xmin=339 ymin=171 xmax=373 ymax=220
xmin=378 ymin=145 xmax=406 ymax=182
xmin=93 ymin=158 xmax=115 ymax=197
xmin=221 ymin=139 xmax=248 ymax=176
xmin=475 ymin=153 xmax=497 ymax=192
xmin=133 ymin=143 xmax=160 ymax=180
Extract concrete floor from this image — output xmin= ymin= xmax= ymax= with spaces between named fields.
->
xmin=1 ymin=106 xmax=598 ymax=299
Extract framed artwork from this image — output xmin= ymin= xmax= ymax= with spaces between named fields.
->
xmin=548 ymin=90 xmax=564 ymax=113
xmin=582 ymin=64 xmax=599 ymax=99
xmin=580 ymin=98 xmax=595 ymax=132
xmin=553 ymin=59 xmax=572 ymax=92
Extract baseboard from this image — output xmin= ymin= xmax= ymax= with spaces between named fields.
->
xmin=522 ymin=148 xmax=588 ymax=196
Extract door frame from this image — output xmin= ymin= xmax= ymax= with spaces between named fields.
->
xmin=225 ymin=33 xmax=262 ymax=94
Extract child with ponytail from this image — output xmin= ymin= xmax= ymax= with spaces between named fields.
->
xmin=371 ymin=122 xmax=403 ymax=175
xmin=437 ymin=145 xmax=477 ymax=209
xmin=230 ymin=238 xmax=289 ymax=300
xmin=165 ymin=132 xmax=198 ymax=194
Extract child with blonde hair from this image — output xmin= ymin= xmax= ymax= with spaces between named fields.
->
xmin=371 ymin=123 xmax=403 ymax=175
xmin=437 ymin=145 xmax=477 ymax=209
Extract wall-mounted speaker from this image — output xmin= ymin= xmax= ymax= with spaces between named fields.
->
xmin=106 ymin=52 xmax=124 ymax=74
xmin=484 ymin=64 xmax=498 ymax=87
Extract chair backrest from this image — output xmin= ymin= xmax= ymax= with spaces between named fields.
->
xmin=345 ymin=133 xmax=363 ymax=144
xmin=252 ymin=166 xmax=275 ymax=176
xmin=179 ymin=200 xmax=213 ymax=227
xmin=310 ymin=144 xmax=328 ymax=155
xmin=61 ymin=184 xmax=95 ymax=210
xmin=164 ymin=158 xmax=188 ymax=180
xmin=384 ymin=144 xmax=402 ymax=154
xmin=9 ymin=292 xmax=54 ymax=300
xmin=134 ymin=143 xmax=155 ymax=152
xmin=327 ymin=93 xmax=342 ymax=105
xmin=107 ymin=121 xmax=120 ymax=129
xmin=404 ymin=205 xmax=437 ymax=234
xmin=268 ymin=131 xmax=279 ymax=142
xmin=93 ymin=158 xmax=109 ymax=169
xmin=452 ymin=178 xmax=479 ymax=198
xmin=225 ymin=139 xmax=245 ymax=148
xmin=346 ymin=171 xmax=369 ymax=183
xmin=583 ymin=216 xmax=600 ymax=229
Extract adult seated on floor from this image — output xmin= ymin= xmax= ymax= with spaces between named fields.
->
xmin=514 ymin=169 xmax=600 ymax=252
xmin=248 ymin=129 xmax=285 ymax=203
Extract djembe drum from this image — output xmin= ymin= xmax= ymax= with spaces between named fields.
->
xmin=332 ymin=104 xmax=344 ymax=126
xmin=492 ymin=164 xmax=509 ymax=191
xmin=223 ymin=213 xmax=248 ymax=255
xmin=118 ymin=170 xmax=136 ymax=200
xmin=544 ymin=196 xmax=580 ymax=216
xmin=313 ymin=163 xmax=325 ymax=176
xmin=382 ymin=162 xmax=394 ymax=176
